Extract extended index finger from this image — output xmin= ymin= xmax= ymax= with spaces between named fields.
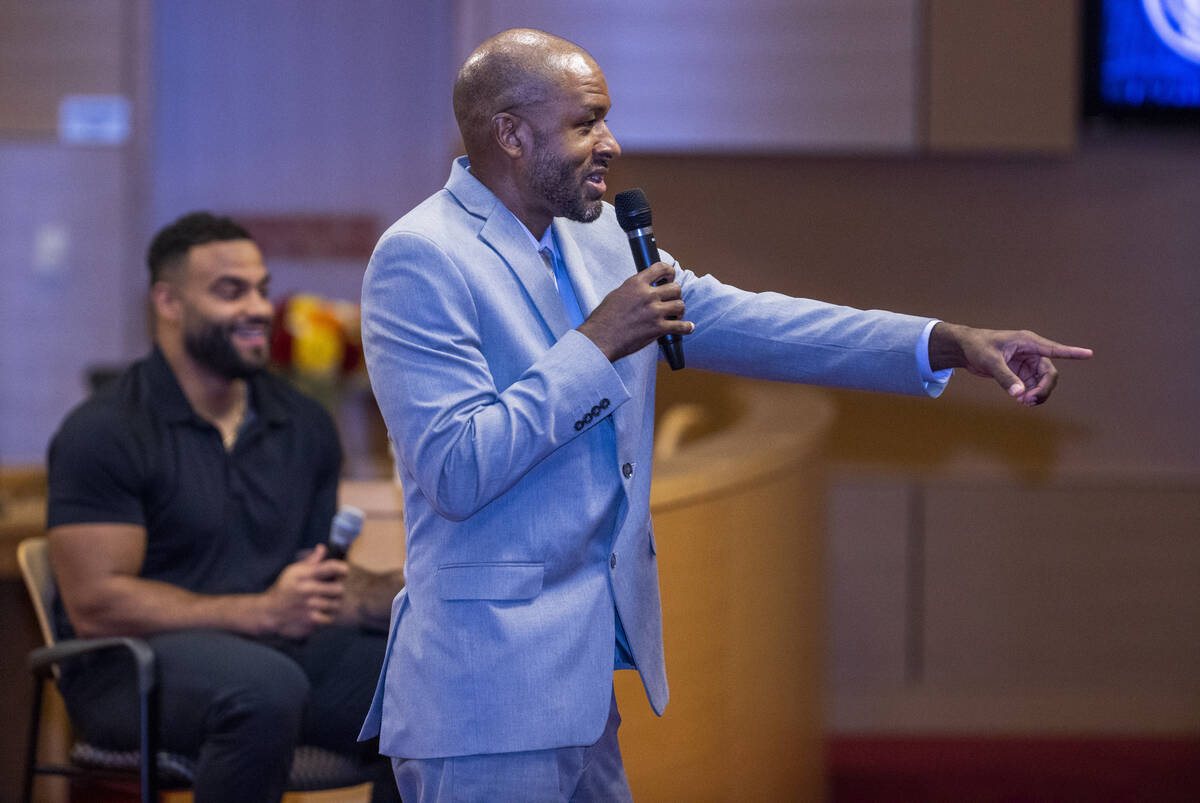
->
xmin=1019 ymin=331 xmax=1093 ymax=361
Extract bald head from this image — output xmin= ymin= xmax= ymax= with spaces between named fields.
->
xmin=453 ymin=28 xmax=599 ymax=158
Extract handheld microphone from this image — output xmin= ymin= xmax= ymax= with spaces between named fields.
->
xmin=326 ymin=505 xmax=365 ymax=560
xmin=614 ymin=189 xmax=685 ymax=371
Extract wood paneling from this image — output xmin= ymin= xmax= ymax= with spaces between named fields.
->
xmin=610 ymin=132 xmax=1200 ymax=477
xmin=611 ymin=132 xmax=1199 ymax=733
xmin=925 ymin=0 xmax=1080 ymax=153
xmin=826 ymin=478 xmax=912 ymax=690
xmin=924 ymin=482 xmax=1200 ymax=693
xmin=615 ymin=371 xmax=834 ymax=801
xmin=0 ymin=1 xmax=128 ymax=137
xmin=828 ymin=473 xmax=1200 ymax=733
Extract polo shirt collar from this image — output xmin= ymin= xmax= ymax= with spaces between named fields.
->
xmin=145 ymin=346 xmax=289 ymax=426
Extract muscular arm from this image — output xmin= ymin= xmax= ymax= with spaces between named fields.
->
xmin=49 ymin=522 xmax=348 ymax=639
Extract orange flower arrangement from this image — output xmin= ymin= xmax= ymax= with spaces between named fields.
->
xmin=270 ymin=294 xmax=363 ymax=380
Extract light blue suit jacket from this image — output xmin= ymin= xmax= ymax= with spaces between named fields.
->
xmin=359 ymin=157 xmax=935 ymax=759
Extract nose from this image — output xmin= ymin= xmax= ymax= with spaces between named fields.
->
xmin=596 ymin=121 xmax=620 ymax=159
xmin=249 ymin=289 xmax=274 ymax=319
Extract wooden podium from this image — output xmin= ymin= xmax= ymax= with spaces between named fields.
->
xmin=615 ymin=369 xmax=834 ymax=802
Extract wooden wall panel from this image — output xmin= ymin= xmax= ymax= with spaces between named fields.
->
xmin=0 ymin=0 xmax=128 ymax=137
xmin=925 ymin=0 xmax=1080 ymax=153
xmin=611 ymin=133 xmax=1200 ymax=477
xmin=828 ymin=475 xmax=1200 ymax=734
xmin=923 ymin=483 xmax=1200 ymax=694
xmin=826 ymin=477 xmax=912 ymax=690
xmin=610 ymin=130 xmax=1199 ymax=733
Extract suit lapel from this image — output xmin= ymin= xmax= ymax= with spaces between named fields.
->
xmin=554 ymin=220 xmax=603 ymax=320
xmin=445 ymin=158 xmax=573 ymax=340
xmin=479 ymin=212 xmax=572 ymax=338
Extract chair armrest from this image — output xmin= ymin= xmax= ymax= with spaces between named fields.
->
xmin=29 ymin=637 xmax=156 ymax=695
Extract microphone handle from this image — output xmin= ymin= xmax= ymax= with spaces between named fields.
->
xmin=629 ymin=231 xmax=685 ymax=371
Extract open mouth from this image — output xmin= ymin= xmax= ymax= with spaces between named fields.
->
xmin=585 ymin=167 xmax=607 ymax=196
xmin=231 ymin=321 xmax=270 ymax=348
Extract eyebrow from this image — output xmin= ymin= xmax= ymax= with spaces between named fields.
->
xmin=209 ymin=273 xmax=270 ymax=289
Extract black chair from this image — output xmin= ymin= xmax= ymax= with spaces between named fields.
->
xmin=18 ymin=536 xmax=374 ymax=802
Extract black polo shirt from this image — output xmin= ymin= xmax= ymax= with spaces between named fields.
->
xmin=47 ymin=347 xmax=341 ymax=634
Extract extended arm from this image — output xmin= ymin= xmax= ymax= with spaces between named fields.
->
xmin=48 ymin=522 xmax=348 ymax=639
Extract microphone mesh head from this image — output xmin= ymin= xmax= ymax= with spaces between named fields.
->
xmin=614 ymin=189 xmax=652 ymax=231
xmin=330 ymin=505 xmax=365 ymax=548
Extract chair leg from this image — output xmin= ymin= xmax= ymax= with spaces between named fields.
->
xmin=22 ymin=674 xmax=45 ymax=803
xmin=139 ymin=684 xmax=159 ymax=803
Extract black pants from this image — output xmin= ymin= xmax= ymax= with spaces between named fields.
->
xmin=58 ymin=626 xmax=400 ymax=803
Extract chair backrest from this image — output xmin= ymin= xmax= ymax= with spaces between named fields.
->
xmin=17 ymin=537 xmax=58 ymax=648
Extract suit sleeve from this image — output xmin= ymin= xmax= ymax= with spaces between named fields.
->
xmin=361 ymin=230 xmax=630 ymax=522
xmin=668 ymin=257 xmax=936 ymax=396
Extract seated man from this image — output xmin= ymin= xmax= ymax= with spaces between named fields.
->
xmin=45 ymin=211 xmax=402 ymax=803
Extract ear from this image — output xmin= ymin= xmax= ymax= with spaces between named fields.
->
xmin=490 ymin=112 xmax=527 ymax=160
xmin=150 ymin=280 xmax=182 ymax=324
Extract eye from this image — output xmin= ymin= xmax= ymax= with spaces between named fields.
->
xmin=212 ymin=278 xmax=248 ymax=300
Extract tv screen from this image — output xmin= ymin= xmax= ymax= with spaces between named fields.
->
xmin=1086 ymin=0 xmax=1200 ymax=118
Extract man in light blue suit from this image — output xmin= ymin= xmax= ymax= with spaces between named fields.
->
xmin=359 ymin=28 xmax=1092 ymax=802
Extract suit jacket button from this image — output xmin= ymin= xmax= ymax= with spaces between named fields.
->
xmin=610 ymin=553 xmax=617 ymax=569
xmin=622 ymin=462 xmax=633 ymax=479
xmin=574 ymin=421 xmax=584 ymax=431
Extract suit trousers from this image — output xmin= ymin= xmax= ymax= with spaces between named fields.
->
xmin=58 ymin=627 xmax=399 ymax=803
xmin=391 ymin=688 xmax=633 ymax=803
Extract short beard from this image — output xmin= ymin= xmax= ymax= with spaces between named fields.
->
xmin=528 ymin=137 xmax=603 ymax=224
xmin=183 ymin=317 xmax=268 ymax=380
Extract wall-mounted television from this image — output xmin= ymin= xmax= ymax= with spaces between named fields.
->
xmin=1084 ymin=0 xmax=1200 ymax=120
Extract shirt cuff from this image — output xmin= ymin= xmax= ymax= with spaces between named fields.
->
xmin=917 ymin=319 xmax=953 ymax=398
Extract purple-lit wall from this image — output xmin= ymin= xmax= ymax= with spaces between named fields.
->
xmin=150 ymin=0 xmax=456 ymax=306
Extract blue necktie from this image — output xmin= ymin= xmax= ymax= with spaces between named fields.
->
xmin=541 ymin=247 xmax=585 ymax=327
xmin=542 ymin=247 xmax=630 ymax=667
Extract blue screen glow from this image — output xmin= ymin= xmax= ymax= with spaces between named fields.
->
xmin=1099 ymin=0 xmax=1200 ymax=109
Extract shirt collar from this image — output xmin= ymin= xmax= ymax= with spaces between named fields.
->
xmin=524 ymin=221 xmax=559 ymax=277
xmin=512 ymin=205 xmax=557 ymax=252
xmin=144 ymin=345 xmax=287 ymax=426
xmin=145 ymin=346 xmax=197 ymax=424
xmin=451 ymin=156 xmax=560 ymax=265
